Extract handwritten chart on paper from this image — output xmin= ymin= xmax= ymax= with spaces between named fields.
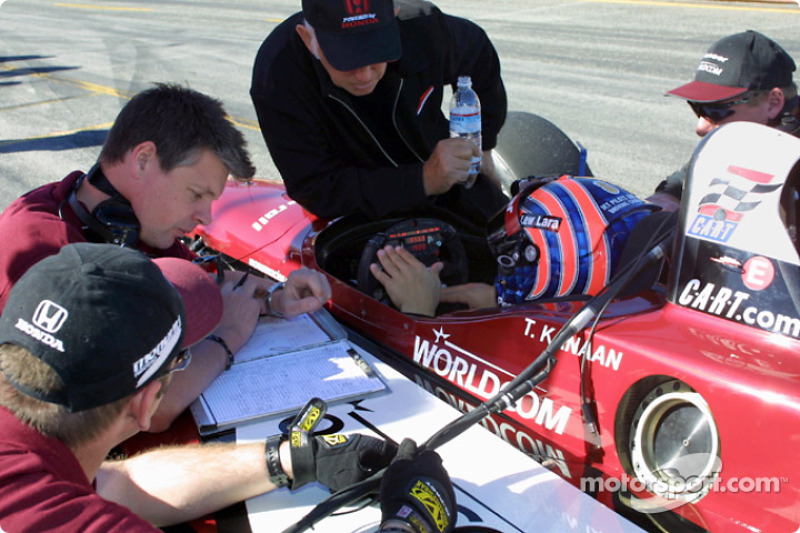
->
xmin=197 ymin=341 xmax=385 ymax=427
xmin=234 ymin=314 xmax=333 ymax=363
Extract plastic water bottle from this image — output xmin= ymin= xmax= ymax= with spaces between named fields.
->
xmin=449 ymin=76 xmax=481 ymax=188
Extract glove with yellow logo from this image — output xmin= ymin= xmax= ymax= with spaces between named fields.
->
xmin=379 ymin=438 xmax=456 ymax=533
xmin=290 ymin=433 xmax=398 ymax=491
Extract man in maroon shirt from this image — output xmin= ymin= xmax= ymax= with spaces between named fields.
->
xmin=0 ymin=84 xmax=332 ymax=431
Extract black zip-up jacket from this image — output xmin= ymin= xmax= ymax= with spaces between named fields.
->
xmin=251 ymin=0 xmax=507 ymax=222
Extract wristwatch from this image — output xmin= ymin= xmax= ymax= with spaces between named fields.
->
xmin=265 ymin=434 xmax=290 ymax=488
xmin=264 ymin=281 xmax=286 ymax=318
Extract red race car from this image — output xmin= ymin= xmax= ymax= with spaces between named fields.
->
xmin=191 ymin=119 xmax=800 ymax=533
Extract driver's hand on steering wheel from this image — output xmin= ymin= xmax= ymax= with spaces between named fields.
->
xmin=369 ymin=245 xmax=443 ymax=317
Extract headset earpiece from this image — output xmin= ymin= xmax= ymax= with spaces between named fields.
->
xmin=91 ymin=198 xmax=140 ymax=247
xmin=63 ymin=164 xmax=141 ymax=248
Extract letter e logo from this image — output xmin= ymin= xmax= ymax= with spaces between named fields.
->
xmin=742 ymin=256 xmax=774 ymax=291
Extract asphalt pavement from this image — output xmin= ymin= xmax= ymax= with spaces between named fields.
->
xmin=1 ymin=0 xmax=799 ymax=211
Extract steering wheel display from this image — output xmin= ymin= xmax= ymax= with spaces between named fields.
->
xmin=357 ymin=218 xmax=469 ymax=302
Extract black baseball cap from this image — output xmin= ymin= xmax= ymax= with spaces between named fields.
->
xmin=302 ymin=0 xmax=401 ymax=71
xmin=667 ymin=30 xmax=796 ymax=103
xmin=0 ymin=243 xmax=222 ymax=412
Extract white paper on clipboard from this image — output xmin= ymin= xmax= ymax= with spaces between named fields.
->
xmin=190 ymin=309 xmax=385 ymax=436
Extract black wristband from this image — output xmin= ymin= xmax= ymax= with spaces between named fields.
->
xmin=206 ymin=334 xmax=234 ymax=370
xmin=265 ymin=434 xmax=290 ymax=488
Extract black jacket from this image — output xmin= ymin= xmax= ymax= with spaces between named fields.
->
xmin=251 ymin=0 xmax=507 ymax=222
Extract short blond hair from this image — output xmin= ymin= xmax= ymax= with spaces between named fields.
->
xmin=0 ymin=343 xmax=129 ymax=449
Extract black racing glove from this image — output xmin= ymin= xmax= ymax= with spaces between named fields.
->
xmin=379 ymin=439 xmax=456 ymax=533
xmin=290 ymin=433 xmax=397 ymax=492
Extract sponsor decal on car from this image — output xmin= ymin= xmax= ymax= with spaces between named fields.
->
xmin=678 ymin=278 xmax=800 ymax=339
xmin=524 ymin=318 xmax=624 ymax=371
xmin=413 ymin=327 xmax=572 ymax=436
xmin=251 ymin=200 xmax=296 ymax=232
xmin=688 ymin=165 xmax=782 ymax=244
xmin=414 ymin=374 xmax=572 ymax=479
xmin=688 ymin=215 xmax=737 ymax=243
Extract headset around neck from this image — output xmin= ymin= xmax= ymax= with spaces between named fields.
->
xmin=62 ymin=163 xmax=141 ymax=248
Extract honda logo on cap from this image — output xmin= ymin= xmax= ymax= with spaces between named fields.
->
xmin=345 ymin=0 xmax=369 ymax=15
xmin=32 ymin=300 xmax=69 ymax=334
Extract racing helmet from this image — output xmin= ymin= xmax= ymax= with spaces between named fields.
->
xmin=488 ymin=176 xmax=657 ymax=305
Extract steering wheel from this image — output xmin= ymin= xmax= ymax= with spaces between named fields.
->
xmin=357 ymin=218 xmax=469 ymax=302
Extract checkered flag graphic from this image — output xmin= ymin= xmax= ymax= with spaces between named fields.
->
xmin=698 ymin=166 xmax=781 ymax=221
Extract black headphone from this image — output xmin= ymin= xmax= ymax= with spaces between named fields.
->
xmin=62 ymin=163 xmax=141 ymax=248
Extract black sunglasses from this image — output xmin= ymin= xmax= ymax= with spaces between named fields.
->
xmin=688 ymin=96 xmax=750 ymax=123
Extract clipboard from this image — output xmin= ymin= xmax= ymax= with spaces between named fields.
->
xmin=190 ymin=309 xmax=386 ymax=437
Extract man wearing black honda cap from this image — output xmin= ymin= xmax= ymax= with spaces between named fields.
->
xmin=649 ymin=30 xmax=800 ymax=210
xmin=0 ymin=243 xmax=417 ymax=531
xmin=251 ymin=0 xmax=509 ymax=228
xmin=0 ymin=242 xmax=455 ymax=532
